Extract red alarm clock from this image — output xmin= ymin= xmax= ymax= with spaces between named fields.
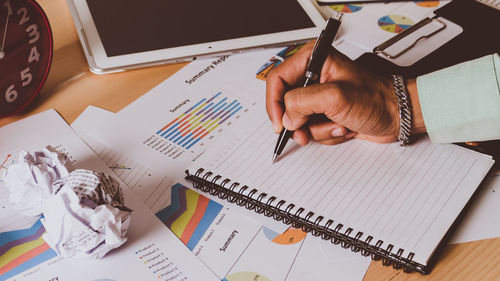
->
xmin=0 ymin=0 xmax=53 ymax=118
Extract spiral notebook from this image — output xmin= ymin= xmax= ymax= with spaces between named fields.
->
xmin=185 ymin=118 xmax=494 ymax=274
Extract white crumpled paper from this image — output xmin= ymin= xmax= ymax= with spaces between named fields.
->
xmin=5 ymin=147 xmax=132 ymax=259
xmin=42 ymin=169 xmax=132 ymax=259
xmin=5 ymin=146 xmax=73 ymax=216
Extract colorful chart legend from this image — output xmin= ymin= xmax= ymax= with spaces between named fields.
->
xmin=0 ymin=219 xmax=57 ymax=281
xmin=156 ymin=92 xmax=243 ymax=150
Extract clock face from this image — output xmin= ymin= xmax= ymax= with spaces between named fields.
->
xmin=0 ymin=0 xmax=52 ymax=117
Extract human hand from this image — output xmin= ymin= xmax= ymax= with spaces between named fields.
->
xmin=266 ymin=40 xmax=424 ymax=146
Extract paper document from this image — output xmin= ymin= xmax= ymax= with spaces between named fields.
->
xmin=73 ymin=109 xmax=372 ymax=281
xmin=449 ymin=167 xmax=500 ymax=244
xmin=0 ymin=109 xmax=218 ymax=281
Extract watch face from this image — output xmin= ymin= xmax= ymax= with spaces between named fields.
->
xmin=0 ymin=0 xmax=53 ymax=118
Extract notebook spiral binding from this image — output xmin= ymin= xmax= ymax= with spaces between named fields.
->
xmin=187 ymin=168 xmax=426 ymax=274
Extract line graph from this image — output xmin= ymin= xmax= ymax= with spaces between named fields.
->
xmin=0 ymin=155 xmax=11 ymax=170
xmin=109 ymin=165 xmax=132 ymax=171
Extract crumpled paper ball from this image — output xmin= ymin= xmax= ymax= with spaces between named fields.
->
xmin=42 ymin=169 xmax=132 ymax=259
xmin=5 ymin=146 xmax=73 ymax=216
xmin=4 ymin=146 xmax=132 ymax=260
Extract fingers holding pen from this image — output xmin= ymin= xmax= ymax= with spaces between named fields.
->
xmin=281 ymin=83 xmax=341 ymax=131
xmin=265 ymin=41 xmax=316 ymax=133
xmin=288 ymin=115 xmax=354 ymax=146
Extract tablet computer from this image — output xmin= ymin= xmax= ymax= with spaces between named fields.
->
xmin=67 ymin=0 xmax=326 ymax=74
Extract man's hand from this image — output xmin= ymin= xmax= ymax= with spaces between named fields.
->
xmin=266 ymin=40 xmax=423 ymax=146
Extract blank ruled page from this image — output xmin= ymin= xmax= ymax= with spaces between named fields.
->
xmin=191 ymin=119 xmax=494 ymax=265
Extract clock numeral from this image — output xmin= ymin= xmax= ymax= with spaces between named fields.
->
xmin=27 ymin=24 xmax=40 ymax=44
xmin=28 ymin=46 xmax=40 ymax=63
xmin=20 ymin=67 xmax=32 ymax=87
xmin=17 ymin=7 xmax=29 ymax=25
xmin=3 ymin=0 xmax=13 ymax=15
xmin=5 ymin=84 xmax=17 ymax=103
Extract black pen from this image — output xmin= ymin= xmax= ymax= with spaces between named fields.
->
xmin=272 ymin=12 xmax=343 ymax=164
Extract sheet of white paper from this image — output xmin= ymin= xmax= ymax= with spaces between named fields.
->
xmin=72 ymin=106 xmax=177 ymax=214
xmin=72 ymin=120 xmax=371 ymax=281
xmin=0 ymin=109 xmax=219 ymax=281
xmin=288 ymin=237 xmax=370 ymax=281
xmin=72 ymin=49 xmax=278 ymax=201
xmin=449 ymin=167 xmax=500 ymax=244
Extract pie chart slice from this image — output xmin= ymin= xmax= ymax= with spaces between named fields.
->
xmin=329 ymin=4 xmax=363 ymax=13
xmin=415 ymin=0 xmax=440 ymax=8
xmin=224 ymin=272 xmax=271 ymax=281
xmin=263 ymin=227 xmax=306 ymax=245
xmin=378 ymin=15 xmax=415 ymax=34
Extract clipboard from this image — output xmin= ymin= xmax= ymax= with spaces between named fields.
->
xmin=372 ymin=16 xmax=462 ymax=66
xmin=314 ymin=2 xmax=463 ymax=67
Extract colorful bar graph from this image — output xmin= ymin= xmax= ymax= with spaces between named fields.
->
xmin=156 ymin=92 xmax=243 ymax=150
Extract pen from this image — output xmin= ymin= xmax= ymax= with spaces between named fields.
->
xmin=272 ymin=12 xmax=343 ymax=163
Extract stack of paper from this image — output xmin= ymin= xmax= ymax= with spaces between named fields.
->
xmin=2 ymin=46 xmax=498 ymax=281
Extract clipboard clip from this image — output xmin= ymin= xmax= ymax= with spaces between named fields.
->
xmin=374 ymin=17 xmax=447 ymax=60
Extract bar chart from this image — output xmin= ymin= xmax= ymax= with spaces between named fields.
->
xmin=155 ymin=92 xmax=244 ymax=150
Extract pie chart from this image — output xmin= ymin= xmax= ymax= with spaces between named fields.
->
xmin=263 ymin=227 xmax=306 ymax=245
xmin=415 ymin=0 xmax=440 ymax=8
xmin=329 ymin=4 xmax=363 ymax=13
xmin=378 ymin=15 xmax=415 ymax=34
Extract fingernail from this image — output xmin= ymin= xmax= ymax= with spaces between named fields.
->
xmin=282 ymin=113 xmax=292 ymax=129
xmin=272 ymin=122 xmax=282 ymax=134
xmin=331 ymin=127 xmax=345 ymax=137
xmin=345 ymin=132 xmax=357 ymax=139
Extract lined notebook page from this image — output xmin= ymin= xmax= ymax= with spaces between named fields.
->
xmin=191 ymin=120 xmax=493 ymax=265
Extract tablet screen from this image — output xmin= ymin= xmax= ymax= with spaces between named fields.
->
xmin=86 ymin=0 xmax=316 ymax=57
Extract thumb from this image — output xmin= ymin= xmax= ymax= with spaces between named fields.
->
xmin=282 ymin=84 xmax=338 ymax=131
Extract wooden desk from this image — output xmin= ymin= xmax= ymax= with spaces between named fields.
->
xmin=2 ymin=1 xmax=499 ymax=280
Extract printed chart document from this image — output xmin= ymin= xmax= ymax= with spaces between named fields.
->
xmin=71 ymin=49 xmax=280 ymax=223
xmin=0 ymin=109 xmax=219 ymax=281
xmin=70 ymin=48 xmax=374 ymax=280
xmin=93 ymin=49 xmax=275 ymax=173
xmin=73 ymin=110 xmax=372 ymax=281
xmin=187 ymin=109 xmax=494 ymax=271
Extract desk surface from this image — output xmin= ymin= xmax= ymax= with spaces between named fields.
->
xmin=2 ymin=1 xmax=500 ymax=280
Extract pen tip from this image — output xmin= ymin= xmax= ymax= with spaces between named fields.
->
xmin=272 ymin=154 xmax=278 ymax=164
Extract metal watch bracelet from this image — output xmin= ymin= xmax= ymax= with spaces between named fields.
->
xmin=392 ymin=75 xmax=412 ymax=146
